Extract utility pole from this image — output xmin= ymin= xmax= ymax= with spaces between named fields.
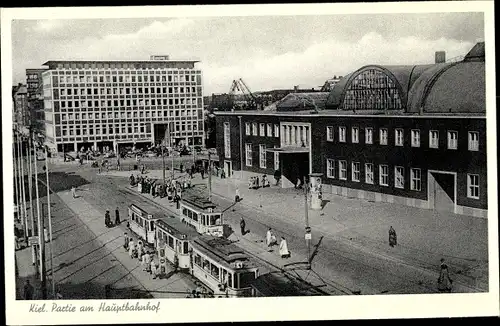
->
xmin=33 ymin=133 xmax=46 ymax=299
xmin=208 ymin=151 xmax=212 ymax=201
xmin=13 ymin=131 xmax=20 ymax=224
xmin=162 ymin=144 xmax=166 ymax=185
xmin=304 ymin=176 xmax=311 ymax=269
xmin=27 ymin=128 xmax=38 ymax=270
xmin=44 ymin=143 xmax=55 ymax=298
xmin=17 ymin=129 xmax=28 ymax=244
xmin=20 ymin=133 xmax=29 ymax=244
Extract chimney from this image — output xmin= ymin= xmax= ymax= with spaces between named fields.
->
xmin=435 ymin=51 xmax=446 ymax=64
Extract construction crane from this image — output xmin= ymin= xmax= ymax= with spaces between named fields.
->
xmin=229 ymin=78 xmax=262 ymax=111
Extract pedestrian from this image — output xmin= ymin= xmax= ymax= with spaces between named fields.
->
xmin=44 ymin=227 xmax=49 ymax=243
xmin=173 ymin=254 xmax=179 ymax=272
xmin=235 ymin=187 xmax=240 ymax=203
xmin=389 ymin=226 xmax=397 ymax=247
xmin=279 ymin=237 xmax=290 ymax=259
xmin=437 ymin=258 xmax=453 ymax=293
xmin=137 ymin=240 xmax=143 ymax=261
xmin=151 ymin=259 xmax=158 ymax=279
xmin=128 ymin=239 xmax=135 ymax=258
xmin=115 ymin=207 xmax=121 ymax=225
xmin=123 ymin=232 xmax=129 ymax=250
xmin=201 ymin=168 xmax=205 ymax=179
xmin=117 ymin=158 xmax=121 ymax=171
xmin=142 ymin=251 xmax=151 ymax=272
xmin=105 ymin=210 xmax=111 ymax=228
xmin=266 ymin=228 xmax=277 ymax=247
xmin=23 ymin=280 xmax=34 ymax=300
xmin=240 ymin=217 xmax=246 ymax=236
xmin=71 ymin=186 xmax=76 ymax=198
xmin=15 ymin=230 xmax=20 ymax=251
xmin=295 ymin=177 xmax=302 ymax=189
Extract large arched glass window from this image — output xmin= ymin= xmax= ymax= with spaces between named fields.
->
xmin=342 ymin=69 xmax=403 ymax=110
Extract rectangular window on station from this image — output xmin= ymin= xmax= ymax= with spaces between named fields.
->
xmin=327 ymin=159 xmax=335 ymax=178
xmin=259 ymin=144 xmax=266 ymax=168
xmin=467 ymin=174 xmax=479 ymax=199
xmin=395 ymin=166 xmax=404 ymax=189
xmin=267 ymin=123 xmax=273 ymax=137
xmin=410 ymin=168 xmax=421 ymax=191
xmin=447 ymin=130 xmax=458 ymax=150
xmin=352 ymin=127 xmax=359 ymax=143
xmin=365 ymin=163 xmax=374 ymax=184
xmin=252 ymin=123 xmax=258 ymax=136
xmin=365 ymin=127 xmax=373 ymax=144
xmin=327 ymin=126 xmax=334 ymax=141
xmin=468 ymin=131 xmax=479 ymax=151
xmin=259 ymin=123 xmax=265 ymax=137
xmin=352 ymin=162 xmax=360 ymax=182
xmin=339 ymin=126 xmax=346 ymax=143
xmin=411 ymin=129 xmax=420 ymax=147
xmin=429 ymin=130 xmax=439 ymax=148
xmin=339 ymin=160 xmax=347 ymax=180
xmin=379 ymin=128 xmax=388 ymax=145
xmin=395 ymin=129 xmax=404 ymax=146
xmin=245 ymin=143 xmax=252 ymax=166
xmin=274 ymin=124 xmax=279 ymax=138
xmin=379 ymin=165 xmax=389 ymax=186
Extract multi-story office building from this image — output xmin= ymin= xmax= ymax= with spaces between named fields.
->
xmin=26 ymin=68 xmax=48 ymax=133
xmin=41 ymin=57 xmax=204 ymax=154
xmin=215 ymin=42 xmax=487 ymax=218
xmin=13 ymin=83 xmax=29 ymax=127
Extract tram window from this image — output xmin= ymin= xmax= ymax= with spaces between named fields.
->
xmin=210 ymin=214 xmax=221 ymax=226
xmin=188 ymin=210 xmax=192 ymax=219
xmin=159 ymin=248 xmax=165 ymax=257
xmin=131 ymin=213 xmax=135 ymax=221
xmin=202 ymin=258 xmax=210 ymax=271
xmin=149 ymin=221 xmax=155 ymax=231
xmin=167 ymin=235 xmax=174 ymax=249
xmin=182 ymin=208 xmax=188 ymax=217
xmin=192 ymin=212 xmax=198 ymax=222
xmin=194 ymin=254 xmax=201 ymax=266
xmin=228 ymin=273 xmax=233 ymax=288
xmin=211 ymin=265 xmax=220 ymax=280
xmin=183 ymin=241 xmax=189 ymax=254
xmin=238 ymin=272 xmax=256 ymax=289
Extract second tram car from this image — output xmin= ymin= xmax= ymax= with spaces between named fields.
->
xmin=155 ymin=216 xmax=200 ymax=271
xmin=180 ymin=194 xmax=224 ymax=238
xmin=190 ymin=235 xmax=259 ymax=297
xmin=128 ymin=204 xmax=166 ymax=246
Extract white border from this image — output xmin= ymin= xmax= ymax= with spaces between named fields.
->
xmin=2 ymin=2 xmax=498 ymax=324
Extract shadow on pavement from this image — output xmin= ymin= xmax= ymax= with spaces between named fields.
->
xmin=18 ymin=172 xmax=91 ymax=201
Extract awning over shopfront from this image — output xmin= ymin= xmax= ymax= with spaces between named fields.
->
xmin=265 ymin=146 xmax=310 ymax=154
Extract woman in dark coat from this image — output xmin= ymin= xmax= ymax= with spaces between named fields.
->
xmin=437 ymin=258 xmax=453 ymax=293
xmin=389 ymin=226 xmax=397 ymax=247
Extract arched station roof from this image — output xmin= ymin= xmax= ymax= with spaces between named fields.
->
xmin=326 ymin=42 xmax=485 ymax=115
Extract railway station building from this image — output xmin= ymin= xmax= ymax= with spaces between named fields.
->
xmin=215 ymin=42 xmax=487 ymax=218
xmin=40 ymin=56 xmax=204 ymax=154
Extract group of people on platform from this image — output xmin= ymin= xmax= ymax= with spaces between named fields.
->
xmin=123 ymin=232 xmax=160 ymax=279
xmin=248 ymin=175 xmax=270 ymax=190
xmin=104 ymin=207 xmax=121 ymax=228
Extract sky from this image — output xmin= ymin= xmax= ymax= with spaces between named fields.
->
xmin=10 ymin=12 xmax=484 ymax=95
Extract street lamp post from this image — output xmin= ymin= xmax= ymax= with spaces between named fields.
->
xmin=208 ymin=151 xmax=212 ymax=201
xmin=20 ymin=134 xmax=29 ymax=243
xmin=304 ymin=176 xmax=311 ymax=269
xmin=27 ymin=129 xmax=38 ymax=270
xmin=43 ymin=140 xmax=56 ymax=298
xmin=33 ymin=133 xmax=46 ymax=299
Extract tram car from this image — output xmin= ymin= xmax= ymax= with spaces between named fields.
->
xmin=189 ymin=235 xmax=259 ymax=297
xmin=128 ymin=204 xmax=167 ymax=246
xmin=155 ymin=216 xmax=200 ymax=271
xmin=180 ymin=194 xmax=224 ymax=238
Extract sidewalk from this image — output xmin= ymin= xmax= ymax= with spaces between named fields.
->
xmin=16 ymin=246 xmax=44 ymax=300
xmin=101 ymin=169 xmax=489 ymax=292
xmin=53 ymin=190 xmax=202 ymax=299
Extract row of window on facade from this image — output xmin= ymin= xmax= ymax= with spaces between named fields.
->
xmin=54 ymin=97 xmax=202 ymax=109
xmin=244 ymin=143 xmax=280 ymax=171
xmin=58 ymin=109 xmax=201 ymax=121
xmin=53 ymin=61 xmax=199 ymax=71
xmin=326 ymin=126 xmax=480 ymax=151
xmin=57 ymin=122 xmax=201 ymax=137
xmin=325 ymin=159 xmax=480 ymax=199
xmin=52 ymin=73 xmax=199 ymax=84
xmin=54 ymin=85 xmax=200 ymax=96
xmin=245 ymin=122 xmax=280 ymax=138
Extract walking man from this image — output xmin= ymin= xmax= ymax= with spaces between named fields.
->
xmin=117 ymin=158 xmax=121 ymax=171
xmin=123 ymin=232 xmax=129 ymax=250
xmin=240 ymin=217 xmax=246 ymax=236
xmin=279 ymin=237 xmax=290 ymax=259
xmin=235 ymin=187 xmax=240 ymax=203
xmin=105 ymin=210 xmax=111 ymax=228
xmin=71 ymin=186 xmax=76 ymax=198
xmin=23 ymin=280 xmax=34 ymax=300
xmin=115 ymin=207 xmax=121 ymax=225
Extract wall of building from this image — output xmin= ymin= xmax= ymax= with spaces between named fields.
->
xmin=216 ymin=113 xmax=487 ymax=211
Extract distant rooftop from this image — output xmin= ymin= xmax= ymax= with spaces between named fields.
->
xmin=42 ymin=58 xmax=200 ymax=70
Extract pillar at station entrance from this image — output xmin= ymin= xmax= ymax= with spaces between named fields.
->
xmin=309 ymin=173 xmax=323 ymax=210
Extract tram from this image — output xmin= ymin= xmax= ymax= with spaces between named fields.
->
xmin=180 ymin=194 xmax=224 ymax=238
xmin=128 ymin=204 xmax=167 ymax=246
xmin=155 ymin=216 xmax=200 ymax=271
xmin=189 ymin=235 xmax=259 ymax=297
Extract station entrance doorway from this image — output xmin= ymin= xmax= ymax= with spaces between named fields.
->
xmin=428 ymin=170 xmax=456 ymax=213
